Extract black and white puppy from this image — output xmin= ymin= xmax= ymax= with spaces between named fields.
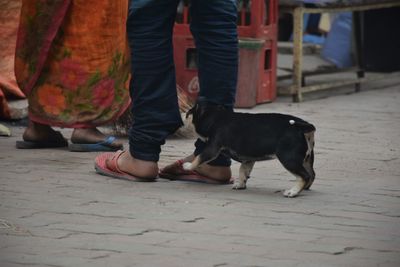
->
xmin=183 ymin=101 xmax=316 ymax=197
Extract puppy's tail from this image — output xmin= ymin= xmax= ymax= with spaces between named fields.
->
xmin=289 ymin=120 xmax=316 ymax=133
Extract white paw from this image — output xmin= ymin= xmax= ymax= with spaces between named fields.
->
xmin=232 ymin=182 xmax=246 ymax=190
xmin=283 ymin=188 xmax=300 ymax=198
xmin=182 ymin=162 xmax=193 ymax=171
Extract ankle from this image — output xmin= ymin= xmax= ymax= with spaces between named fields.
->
xmin=118 ymin=151 xmax=159 ymax=178
xmin=23 ymin=121 xmax=53 ymax=141
xmin=71 ymin=128 xmax=96 ymax=142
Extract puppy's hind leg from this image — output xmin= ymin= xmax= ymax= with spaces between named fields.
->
xmin=277 ymin=132 xmax=315 ymax=197
xmin=233 ymin=161 xmax=255 ymax=190
xmin=304 ymin=149 xmax=316 ymax=190
xmin=277 ymin=154 xmax=311 ymax=197
xmin=283 ymin=175 xmax=307 ymax=198
xmin=303 ymin=131 xmax=316 ymax=190
xmin=282 ymin=165 xmax=312 ymax=197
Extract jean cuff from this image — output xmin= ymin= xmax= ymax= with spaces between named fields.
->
xmin=129 ymin=142 xmax=160 ymax=162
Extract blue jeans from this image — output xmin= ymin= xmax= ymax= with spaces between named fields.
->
xmin=127 ymin=0 xmax=238 ymax=165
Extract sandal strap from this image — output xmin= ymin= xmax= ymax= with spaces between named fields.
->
xmin=98 ymin=136 xmax=116 ymax=146
xmin=106 ymin=150 xmax=125 ymax=173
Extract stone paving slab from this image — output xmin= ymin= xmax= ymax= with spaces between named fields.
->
xmin=1 ymin=84 xmax=400 ymax=267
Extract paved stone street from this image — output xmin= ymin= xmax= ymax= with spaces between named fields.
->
xmin=1 ymin=81 xmax=400 ymax=267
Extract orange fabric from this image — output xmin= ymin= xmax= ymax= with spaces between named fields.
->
xmin=0 ymin=0 xmax=25 ymax=119
xmin=14 ymin=0 xmax=131 ymax=127
xmin=0 ymin=89 xmax=10 ymax=119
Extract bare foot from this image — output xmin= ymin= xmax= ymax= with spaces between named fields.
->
xmin=161 ymin=154 xmax=232 ymax=182
xmin=23 ymin=121 xmax=66 ymax=142
xmin=116 ymin=151 xmax=159 ymax=178
xmin=71 ymin=128 xmax=123 ymax=149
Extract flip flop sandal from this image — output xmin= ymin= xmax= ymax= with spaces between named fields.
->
xmin=16 ymin=131 xmax=68 ymax=149
xmin=69 ymin=136 xmax=123 ymax=152
xmin=94 ymin=150 xmax=156 ymax=182
xmin=159 ymin=159 xmax=233 ymax=184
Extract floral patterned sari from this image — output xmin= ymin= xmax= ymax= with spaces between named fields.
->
xmin=15 ymin=0 xmax=131 ymax=128
xmin=0 ymin=0 xmax=25 ymax=119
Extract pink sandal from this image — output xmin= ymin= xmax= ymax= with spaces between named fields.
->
xmin=94 ymin=150 xmax=156 ymax=182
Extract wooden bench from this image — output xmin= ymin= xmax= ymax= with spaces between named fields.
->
xmin=278 ymin=0 xmax=400 ymax=102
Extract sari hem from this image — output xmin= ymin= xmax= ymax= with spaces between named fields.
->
xmin=29 ymin=99 xmax=131 ymax=129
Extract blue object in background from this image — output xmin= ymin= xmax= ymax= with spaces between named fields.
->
xmin=289 ymin=13 xmax=326 ymax=45
xmin=303 ymin=34 xmax=326 ymax=45
xmin=322 ymin=12 xmax=353 ymax=68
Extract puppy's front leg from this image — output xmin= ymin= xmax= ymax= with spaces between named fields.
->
xmin=183 ymin=140 xmax=221 ymax=171
xmin=182 ymin=156 xmax=202 ymax=171
xmin=233 ymin=161 xmax=255 ymax=190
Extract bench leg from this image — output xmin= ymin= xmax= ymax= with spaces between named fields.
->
xmin=292 ymin=7 xmax=304 ymax=102
xmin=353 ymin=11 xmax=365 ymax=92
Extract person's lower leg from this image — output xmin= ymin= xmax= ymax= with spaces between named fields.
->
xmin=120 ymin=0 xmax=182 ymax=177
xmin=191 ymin=0 xmax=238 ymax=168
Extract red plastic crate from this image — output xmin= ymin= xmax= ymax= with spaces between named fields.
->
xmin=174 ymin=0 xmax=278 ymax=39
xmin=173 ymin=35 xmax=199 ymax=102
xmin=233 ymin=38 xmax=277 ymax=107
xmin=173 ymin=37 xmax=276 ymax=108
xmin=257 ymin=39 xmax=277 ymax=104
xmin=173 ymin=0 xmax=278 ymax=108
xmin=237 ymin=0 xmax=278 ymax=39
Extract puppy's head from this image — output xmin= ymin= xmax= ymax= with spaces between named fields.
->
xmin=186 ymin=101 xmax=227 ymax=138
